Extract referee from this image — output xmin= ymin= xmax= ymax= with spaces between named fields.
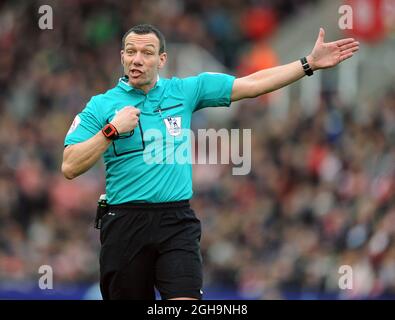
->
xmin=62 ymin=24 xmax=359 ymax=300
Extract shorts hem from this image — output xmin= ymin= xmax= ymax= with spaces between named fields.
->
xmin=161 ymin=291 xmax=202 ymax=300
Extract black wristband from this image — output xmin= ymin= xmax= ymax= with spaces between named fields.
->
xmin=300 ymin=56 xmax=314 ymax=76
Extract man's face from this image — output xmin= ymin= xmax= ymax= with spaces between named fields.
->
xmin=121 ymin=32 xmax=167 ymax=92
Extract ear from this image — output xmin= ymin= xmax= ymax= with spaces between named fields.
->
xmin=120 ymin=50 xmax=124 ymax=65
xmin=158 ymin=52 xmax=167 ymax=70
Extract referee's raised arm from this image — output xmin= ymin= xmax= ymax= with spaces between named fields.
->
xmin=231 ymin=28 xmax=359 ymax=101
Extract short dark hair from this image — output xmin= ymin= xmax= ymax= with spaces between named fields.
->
xmin=122 ymin=24 xmax=166 ymax=54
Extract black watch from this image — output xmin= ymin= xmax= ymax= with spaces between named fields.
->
xmin=102 ymin=123 xmax=119 ymax=140
xmin=300 ymin=56 xmax=314 ymax=76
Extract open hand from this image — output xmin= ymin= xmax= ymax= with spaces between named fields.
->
xmin=307 ymin=28 xmax=359 ymax=71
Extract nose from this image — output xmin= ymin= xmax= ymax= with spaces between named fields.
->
xmin=132 ymin=52 xmax=143 ymax=66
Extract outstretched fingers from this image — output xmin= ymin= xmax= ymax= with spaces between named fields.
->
xmin=340 ymin=53 xmax=353 ymax=62
xmin=339 ymin=46 xmax=359 ymax=62
xmin=338 ymin=39 xmax=359 ymax=63
xmin=339 ymin=41 xmax=359 ymax=51
xmin=332 ymin=38 xmax=356 ymax=47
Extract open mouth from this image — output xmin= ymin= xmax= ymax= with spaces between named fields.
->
xmin=130 ymin=69 xmax=143 ymax=79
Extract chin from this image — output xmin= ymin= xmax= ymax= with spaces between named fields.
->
xmin=129 ymin=79 xmax=142 ymax=87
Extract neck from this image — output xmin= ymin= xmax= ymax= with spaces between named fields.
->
xmin=128 ymin=77 xmax=158 ymax=94
xmin=135 ymin=82 xmax=155 ymax=94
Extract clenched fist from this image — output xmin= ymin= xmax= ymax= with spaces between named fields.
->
xmin=110 ymin=106 xmax=141 ymax=134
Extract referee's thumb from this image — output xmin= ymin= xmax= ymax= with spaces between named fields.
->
xmin=317 ymin=27 xmax=325 ymax=44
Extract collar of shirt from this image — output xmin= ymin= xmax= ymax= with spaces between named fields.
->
xmin=117 ymin=75 xmax=162 ymax=94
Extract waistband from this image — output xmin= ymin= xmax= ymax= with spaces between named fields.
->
xmin=108 ymin=200 xmax=190 ymax=210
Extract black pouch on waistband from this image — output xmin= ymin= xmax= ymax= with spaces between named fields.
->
xmin=95 ymin=194 xmax=108 ymax=229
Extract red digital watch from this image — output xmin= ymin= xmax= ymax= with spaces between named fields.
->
xmin=102 ymin=123 xmax=119 ymax=140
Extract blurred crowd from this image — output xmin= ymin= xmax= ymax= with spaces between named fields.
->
xmin=1 ymin=0 xmax=395 ymax=299
xmin=196 ymin=88 xmax=395 ymax=299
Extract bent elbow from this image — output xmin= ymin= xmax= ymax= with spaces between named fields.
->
xmin=61 ymin=163 xmax=77 ymax=180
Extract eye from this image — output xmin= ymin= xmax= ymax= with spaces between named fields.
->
xmin=144 ymin=51 xmax=154 ymax=56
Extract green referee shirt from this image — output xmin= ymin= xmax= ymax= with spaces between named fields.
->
xmin=64 ymin=72 xmax=235 ymax=204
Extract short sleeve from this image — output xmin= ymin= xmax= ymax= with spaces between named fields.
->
xmin=64 ymin=97 xmax=103 ymax=146
xmin=184 ymin=72 xmax=235 ymax=112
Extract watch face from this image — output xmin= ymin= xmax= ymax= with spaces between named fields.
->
xmin=104 ymin=126 xmax=113 ymax=136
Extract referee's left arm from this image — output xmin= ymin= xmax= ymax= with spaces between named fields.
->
xmin=231 ymin=28 xmax=359 ymax=102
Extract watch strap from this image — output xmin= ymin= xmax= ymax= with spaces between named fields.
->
xmin=300 ymin=56 xmax=314 ymax=76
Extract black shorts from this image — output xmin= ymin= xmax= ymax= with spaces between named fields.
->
xmin=99 ymin=200 xmax=203 ymax=300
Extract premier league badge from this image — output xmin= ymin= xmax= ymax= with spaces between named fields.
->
xmin=164 ymin=116 xmax=182 ymax=136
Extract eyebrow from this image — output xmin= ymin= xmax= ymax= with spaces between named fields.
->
xmin=125 ymin=44 xmax=156 ymax=49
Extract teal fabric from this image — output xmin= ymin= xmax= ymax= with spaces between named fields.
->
xmin=65 ymin=73 xmax=235 ymax=204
